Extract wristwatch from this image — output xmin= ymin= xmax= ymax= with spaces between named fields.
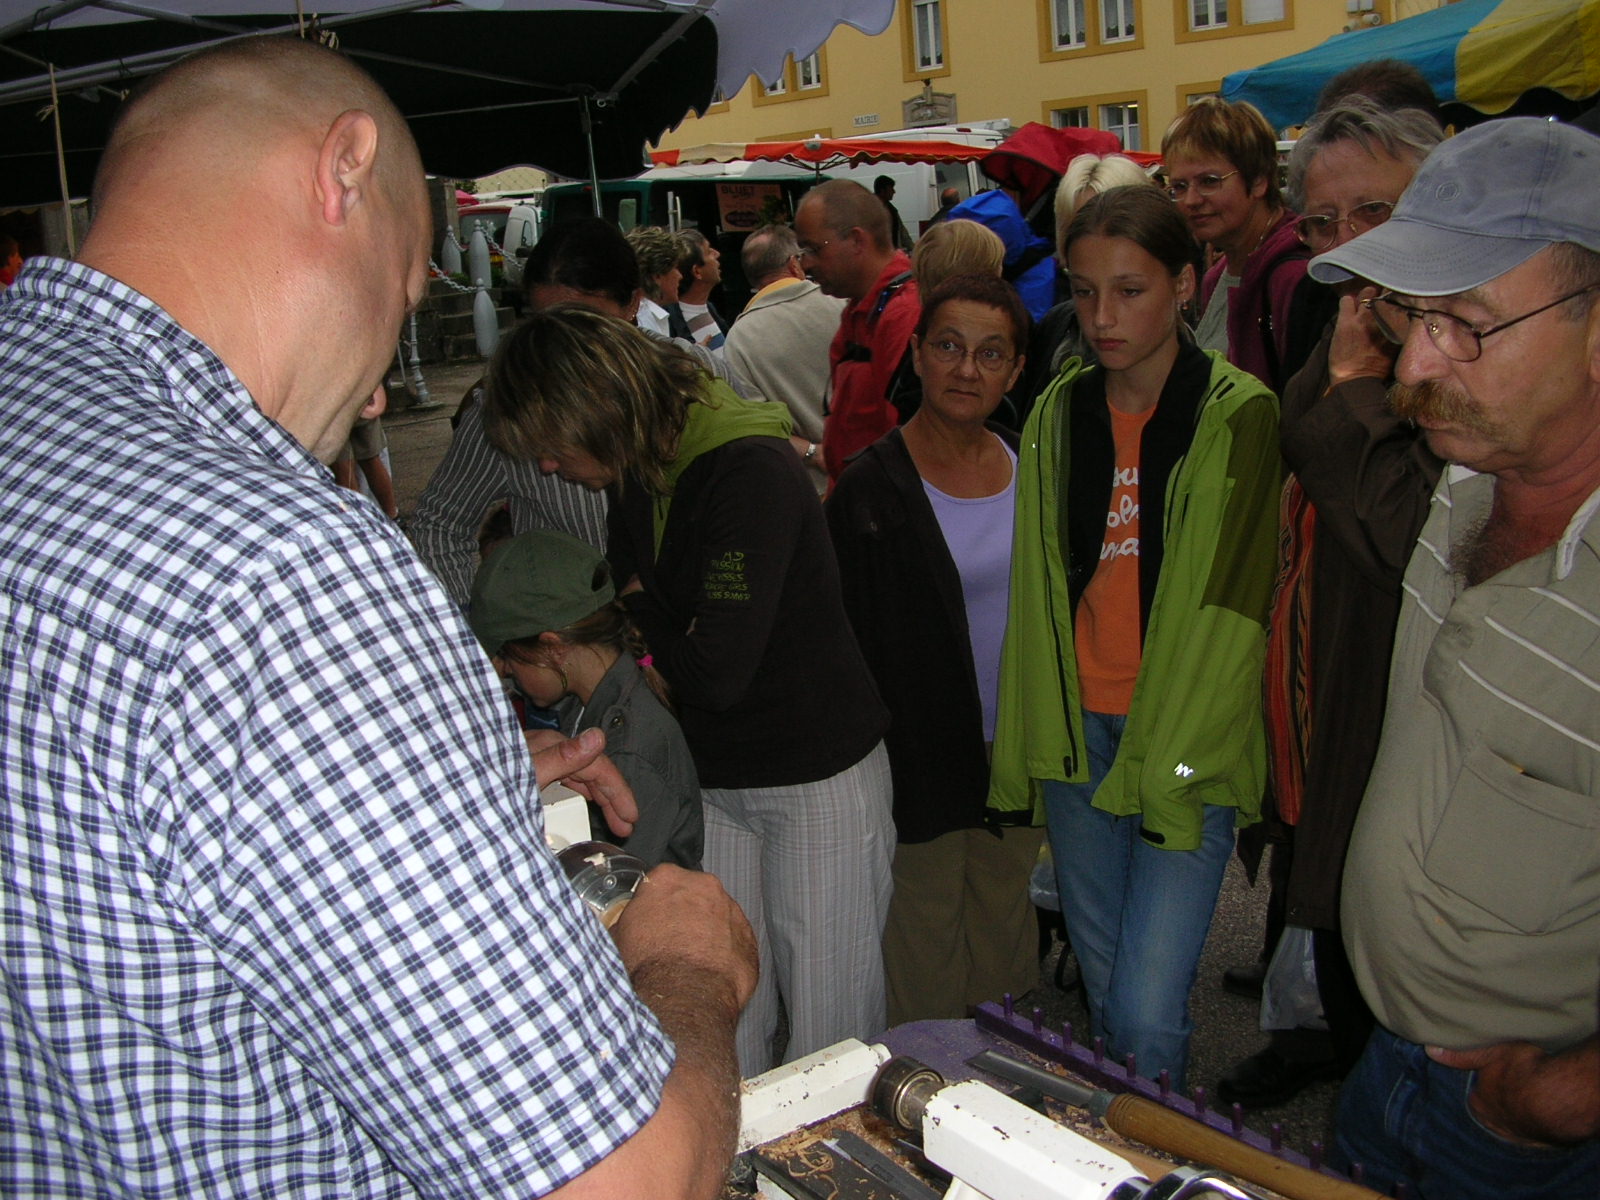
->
xmin=804 ymin=442 xmax=818 ymax=461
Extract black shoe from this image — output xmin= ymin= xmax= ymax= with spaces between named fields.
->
xmin=1216 ymin=1047 xmax=1341 ymax=1109
xmin=1221 ymin=961 xmax=1267 ymax=1000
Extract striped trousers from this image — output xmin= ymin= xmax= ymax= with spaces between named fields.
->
xmin=702 ymin=741 xmax=894 ymax=1078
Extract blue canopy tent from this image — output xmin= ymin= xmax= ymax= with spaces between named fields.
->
xmin=1222 ymin=0 xmax=1600 ymax=129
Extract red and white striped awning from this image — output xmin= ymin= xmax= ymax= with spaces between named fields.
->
xmin=652 ymin=137 xmax=997 ymax=172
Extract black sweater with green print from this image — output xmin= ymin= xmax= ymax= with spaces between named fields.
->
xmin=609 ymin=435 xmax=888 ymax=789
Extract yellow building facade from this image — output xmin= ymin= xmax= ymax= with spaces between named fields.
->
xmin=655 ymin=0 xmax=1398 ymax=152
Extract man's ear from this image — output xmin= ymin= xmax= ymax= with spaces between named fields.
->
xmin=314 ymin=109 xmax=381 ymax=227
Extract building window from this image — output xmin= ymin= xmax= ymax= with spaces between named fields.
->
xmin=1039 ymin=0 xmax=1142 ymax=60
xmin=1044 ymin=91 xmax=1148 ymax=151
xmin=912 ymin=0 xmax=944 ymax=70
xmin=1103 ymin=0 xmax=1137 ymax=40
xmin=1188 ymin=0 xmax=1284 ymax=30
xmin=1053 ymin=0 xmax=1088 ymax=48
xmin=1176 ymin=80 xmax=1222 ymax=111
xmin=1100 ymin=100 xmax=1141 ymax=150
xmin=797 ymin=52 xmax=823 ymax=90
xmin=753 ymin=50 xmax=828 ymax=105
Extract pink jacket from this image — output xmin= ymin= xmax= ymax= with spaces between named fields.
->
xmin=1200 ymin=210 xmax=1309 ymax=392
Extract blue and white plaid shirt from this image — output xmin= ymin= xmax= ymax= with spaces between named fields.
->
xmin=0 ymin=260 xmax=673 ymax=1198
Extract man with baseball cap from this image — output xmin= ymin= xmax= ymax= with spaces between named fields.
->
xmin=1310 ymin=117 xmax=1600 ymax=1196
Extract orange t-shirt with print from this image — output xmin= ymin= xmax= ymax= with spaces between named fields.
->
xmin=1075 ymin=403 xmax=1154 ymax=715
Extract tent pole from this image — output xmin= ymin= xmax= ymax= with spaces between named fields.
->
xmin=582 ymin=94 xmax=603 ymax=218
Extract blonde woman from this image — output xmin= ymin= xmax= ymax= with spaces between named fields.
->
xmin=912 ymin=218 xmax=1005 ymax=295
xmin=483 ymin=310 xmax=893 ymax=1078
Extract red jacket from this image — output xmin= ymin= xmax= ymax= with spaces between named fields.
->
xmin=824 ymin=252 xmax=919 ymax=482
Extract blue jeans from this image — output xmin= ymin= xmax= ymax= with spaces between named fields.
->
xmin=1335 ymin=1026 xmax=1600 ymax=1198
xmin=1043 ymin=710 xmax=1233 ymax=1090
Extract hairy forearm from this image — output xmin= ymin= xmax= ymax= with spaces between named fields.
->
xmin=548 ymin=956 xmax=743 ymax=1199
xmin=640 ymin=958 xmax=744 ymax=1155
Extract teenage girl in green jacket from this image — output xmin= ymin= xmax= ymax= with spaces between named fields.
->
xmin=991 ymin=185 xmax=1280 ymax=1088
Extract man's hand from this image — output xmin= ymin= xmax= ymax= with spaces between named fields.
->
xmin=1428 ymin=1036 xmax=1600 ymax=1147
xmin=1327 ymin=286 xmax=1398 ymax=391
xmin=527 ymin=727 xmax=638 ymax=837
xmin=613 ymin=864 xmax=758 ymax=1012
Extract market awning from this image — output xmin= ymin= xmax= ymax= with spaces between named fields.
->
xmin=651 ymin=136 xmax=995 ymax=172
xmin=0 ymin=0 xmax=897 ymax=203
xmin=1222 ymin=0 xmax=1600 ymax=130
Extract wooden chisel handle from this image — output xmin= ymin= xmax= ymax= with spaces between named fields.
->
xmin=1104 ymin=1094 xmax=1385 ymax=1200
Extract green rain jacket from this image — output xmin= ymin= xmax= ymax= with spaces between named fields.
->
xmin=988 ymin=351 xmax=1280 ymax=851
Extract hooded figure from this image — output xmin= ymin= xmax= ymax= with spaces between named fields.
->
xmin=948 ymin=189 xmax=1058 ymax=320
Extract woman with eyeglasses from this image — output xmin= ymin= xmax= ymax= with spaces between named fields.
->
xmin=482 ymin=308 xmax=893 ymax=1078
xmin=1162 ymin=97 xmax=1317 ymax=392
xmin=990 ymin=186 xmax=1281 ymax=1089
xmin=827 ymin=273 xmax=1044 ymax=1025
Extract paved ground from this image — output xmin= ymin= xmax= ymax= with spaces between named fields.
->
xmin=379 ymin=355 xmax=1345 ymax=1159
xmin=380 ymin=358 xmax=484 ymax=517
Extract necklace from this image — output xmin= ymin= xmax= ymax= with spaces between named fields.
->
xmin=1224 ymin=211 xmax=1276 ymax=275
xmin=1242 ymin=212 xmax=1276 ymax=262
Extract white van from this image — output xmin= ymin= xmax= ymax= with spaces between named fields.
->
xmin=499 ymin=203 xmax=541 ymax=288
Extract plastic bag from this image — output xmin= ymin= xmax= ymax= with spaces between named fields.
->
xmin=1259 ymin=925 xmax=1327 ymax=1032
xmin=1030 ymin=843 xmax=1061 ymax=912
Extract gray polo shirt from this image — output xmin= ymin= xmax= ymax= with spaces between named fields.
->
xmin=1343 ymin=466 xmax=1600 ymax=1053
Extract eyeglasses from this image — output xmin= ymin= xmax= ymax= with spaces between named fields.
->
xmin=1293 ymin=200 xmax=1396 ymax=250
xmin=924 ymin=338 xmax=1015 ymax=374
xmin=796 ymin=239 xmax=831 ymax=260
xmin=1366 ymin=283 xmax=1600 ymax=363
xmin=1165 ymin=170 xmax=1238 ymax=201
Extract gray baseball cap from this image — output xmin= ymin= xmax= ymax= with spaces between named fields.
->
xmin=1309 ymin=117 xmax=1600 ymax=296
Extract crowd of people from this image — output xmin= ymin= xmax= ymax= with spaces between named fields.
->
xmin=1 ymin=31 xmax=1597 ymax=1200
